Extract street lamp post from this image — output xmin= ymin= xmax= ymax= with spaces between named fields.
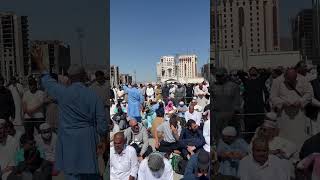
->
xmin=76 ymin=28 xmax=85 ymax=66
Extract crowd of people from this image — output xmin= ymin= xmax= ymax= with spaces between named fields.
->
xmin=211 ymin=61 xmax=320 ymax=180
xmin=0 ymin=47 xmax=109 ymax=180
xmin=109 ymin=81 xmax=211 ymax=180
xmin=1 ymin=47 xmax=320 ymax=180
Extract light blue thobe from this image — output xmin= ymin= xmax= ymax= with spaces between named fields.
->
xmin=41 ymin=72 xmax=107 ymax=176
xmin=217 ymin=138 xmax=249 ymax=177
xmin=123 ymin=86 xmax=144 ymax=119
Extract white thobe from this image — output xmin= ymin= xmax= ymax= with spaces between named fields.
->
xmin=110 ymin=146 xmax=139 ymax=180
xmin=138 ymin=158 xmax=173 ymax=180
xmin=0 ymin=136 xmax=19 ymax=180
xmin=146 ymin=87 xmax=155 ymax=100
xmin=270 ymin=74 xmax=313 ymax=148
xmin=184 ymin=111 xmax=202 ymax=126
xmin=35 ymin=133 xmax=57 ymax=162
xmin=203 ymin=120 xmax=210 ymax=152
xmin=238 ymin=155 xmax=291 ymax=180
xmin=8 ymin=84 xmax=24 ymax=125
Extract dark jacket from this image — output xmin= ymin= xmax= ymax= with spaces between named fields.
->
xmin=0 ymin=87 xmax=15 ymax=120
xmin=184 ymin=154 xmax=210 ymax=180
xmin=179 ymin=128 xmax=205 ymax=149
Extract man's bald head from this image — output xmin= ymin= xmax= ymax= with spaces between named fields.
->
xmin=129 ymin=119 xmax=137 ymax=126
xmin=114 ymin=132 xmax=125 ymax=141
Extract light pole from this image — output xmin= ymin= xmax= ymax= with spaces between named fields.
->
xmin=76 ymin=27 xmax=85 ymax=66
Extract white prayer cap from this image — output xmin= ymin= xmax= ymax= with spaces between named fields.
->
xmin=222 ymin=126 xmax=237 ymax=136
xmin=179 ymin=101 xmax=184 ymax=105
xmin=265 ymin=112 xmax=277 ymax=121
xmin=39 ymin=123 xmax=50 ymax=131
xmin=0 ymin=119 xmax=6 ymax=127
xmin=67 ymin=64 xmax=85 ymax=76
xmin=262 ymin=120 xmax=278 ymax=129
xmin=193 ymin=97 xmax=197 ymax=100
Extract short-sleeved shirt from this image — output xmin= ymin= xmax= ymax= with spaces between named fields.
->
xmin=157 ymin=121 xmax=181 ymax=143
xmin=23 ymin=90 xmax=45 ymax=119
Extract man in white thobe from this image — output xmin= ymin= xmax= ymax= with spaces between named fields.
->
xmin=185 ymin=106 xmax=202 ymax=126
xmin=110 ymin=132 xmax=138 ymax=180
xmin=0 ymin=119 xmax=19 ymax=180
xmin=7 ymin=77 xmax=24 ymax=131
xmin=138 ymin=152 xmax=173 ymax=180
xmin=238 ymin=137 xmax=291 ymax=180
xmin=146 ymin=84 xmax=155 ymax=101
xmin=270 ymin=68 xmax=313 ymax=149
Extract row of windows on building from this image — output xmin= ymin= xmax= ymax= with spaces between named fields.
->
xmin=221 ymin=0 xmax=276 ymax=7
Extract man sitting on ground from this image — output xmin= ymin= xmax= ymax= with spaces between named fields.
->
xmin=110 ymin=132 xmax=138 ymax=180
xmin=217 ymin=126 xmax=249 ymax=177
xmin=138 ymin=152 xmax=173 ymax=180
xmin=124 ymin=119 xmax=153 ymax=161
xmin=179 ymin=120 xmax=205 ymax=160
xmin=154 ymin=115 xmax=182 ymax=157
xmin=183 ymin=149 xmax=210 ymax=180
xmin=238 ymin=137 xmax=291 ymax=180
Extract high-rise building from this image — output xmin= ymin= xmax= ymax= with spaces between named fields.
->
xmin=110 ymin=65 xmax=120 ymax=87
xmin=159 ymin=56 xmax=176 ymax=79
xmin=292 ymin=9 xmax=313 ymax=61
xmin=120 ymin=74 xmax=132 ymax=84
xmin=0 ymin=12 xmax=30 ymax=82
xmin=313 ymin=0 xmax=320 ymax=62
xmin=201 ymin=63 xmax=210 ymax=80
xmin=32 ymin=40 xmax=71 ymax=74
xmin=211 ymin=0 xmax=280 ymax=66
xmin=178 ymin=54 xmax=197 ymax=79
xmin=156 ymin=54 xmax=198 ymax=82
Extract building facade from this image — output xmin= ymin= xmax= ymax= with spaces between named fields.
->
xmin=32 ymin=40 xmax=71 ymax=74
xmin=313 ymin=0 xmax=320 ymax=63
xmin=110 ymin=65 xmax=120 ymax=87
xmin=158 ymin=56 xmax=176 ymax=80
xmin=156 ymin=54 xmax=198 ymax=83
xmin=292 ymin=9 xmax=313 ymax=61
xmin=0 ymin=12 xmax=30 ymax=82
xmin=201 ymin=63 xmax=210 ymax=81
xmin=120 ymin=74 xmax=132 ymax=85
xmin=178 ymin=55 xmax=197 ymax=79
xmin=211 ymin=0 xmax=280 ymax=67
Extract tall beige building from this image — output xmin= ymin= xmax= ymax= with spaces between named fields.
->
xmin=211 ymin=0 xmax=280 ymax=66
xmin=157 ymin=54 xmax=198 ymax=82
xmin=158 ymin=55 xmax=176 ymax=80
xmin=0 ymin=12 xmax=30 ymax=82
xmin=178 ymin=54 xmax=197 ymax=78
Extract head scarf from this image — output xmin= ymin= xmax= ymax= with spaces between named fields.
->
xmin=165 ymin=101 xmax=174 ymax=112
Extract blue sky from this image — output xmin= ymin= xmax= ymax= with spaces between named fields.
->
xmin=111 ymin=0 xmax=312 ymax=82
xmin=1 ymin=0 xmax=108 ymax=66
xmin=110 ymin=0 xmax=210 ymax=82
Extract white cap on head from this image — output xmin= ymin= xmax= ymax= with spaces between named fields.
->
xmin=179 ymin=101 xmax=184 ymax=105
xmin=193 ymin=97 xmax=197 ymax=100
xmin=222 ymin=126 xmax=237 ymax=136
xmin=39 ymin=123 xmax=50 ymax=131
xmin=67 ymin=64 xmax=85 ymax=76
